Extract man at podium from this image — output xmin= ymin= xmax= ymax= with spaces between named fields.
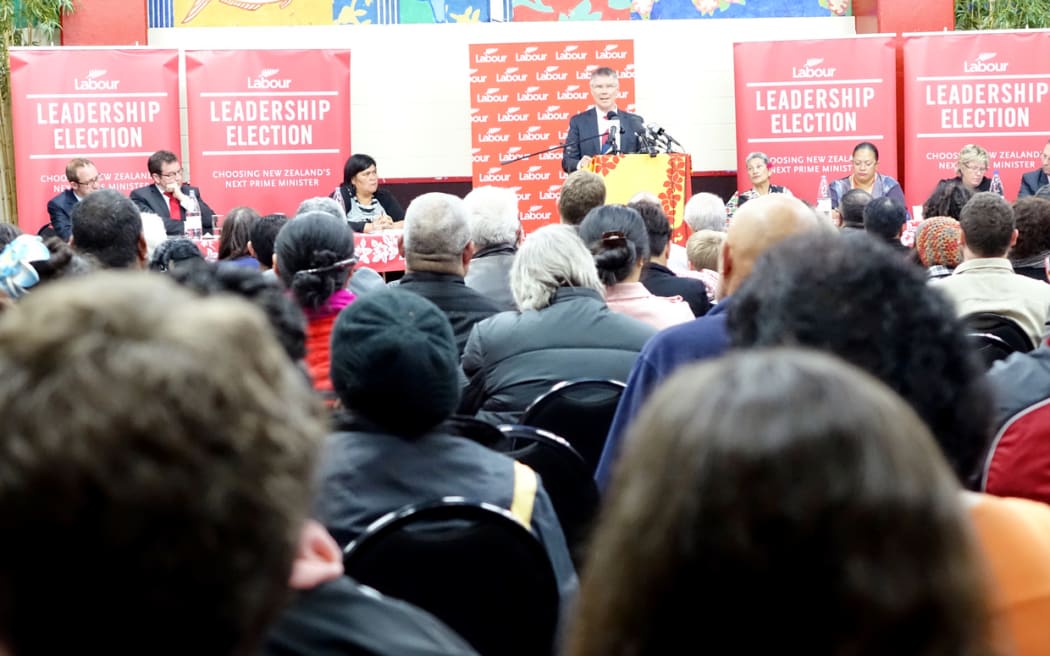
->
xmin=562 ymin=67 xmax=645 ymax=173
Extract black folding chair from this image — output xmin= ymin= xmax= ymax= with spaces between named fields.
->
xmin=519 ymin=378 xmax=626 ymax=474
xmin=496 ymin=424 xmax=600 ymax=567
xmin=343 ymin=498 xmax=560 ymax=656
xmin=962 ymin=312 xmax=1034 ymax=368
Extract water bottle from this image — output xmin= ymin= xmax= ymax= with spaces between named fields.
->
xmin=990 ymin=170 xmax=1004 ymax=197
xmin=185 ymin=189 xmax=203 ymax=239
xmin=817 ymin=174 xmax=832 ymax=216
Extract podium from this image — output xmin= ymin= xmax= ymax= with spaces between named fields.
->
xmin=589 ymin=153 xmax=692 ymax=246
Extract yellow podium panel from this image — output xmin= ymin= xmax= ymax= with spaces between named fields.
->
xmin=590 ymin=153 xmax=692 ymax=246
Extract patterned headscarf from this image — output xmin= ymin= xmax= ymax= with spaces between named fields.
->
xmin=0 ymin=235 xmax=50 ymax=299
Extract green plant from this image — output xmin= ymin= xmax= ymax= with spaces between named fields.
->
xmin=955 ymin=0 xmax=1050 ymax=30
xmin=0 ymin=0 xmax=76 ymax=225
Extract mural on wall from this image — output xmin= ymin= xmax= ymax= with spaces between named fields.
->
xmin=148 ymin=0 xmax=846 ymax=26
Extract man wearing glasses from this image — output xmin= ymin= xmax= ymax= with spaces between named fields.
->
xmin=46 ymin=158 xmax=99 ymax=241
xmin=130 ymin=150 xmax=215 ymax=237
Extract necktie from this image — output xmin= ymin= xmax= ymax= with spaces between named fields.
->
xmin=165 ymin=191 xmax=182 ymax=221
xmin=602 ymin=128 xmax=613 ymax=154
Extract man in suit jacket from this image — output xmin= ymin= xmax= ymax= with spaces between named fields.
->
xmin=1018 ymin=140 xmax=1050 ymax=198
xmin=130 ymin=150 xmax=214 ymax=236
xmin=45 ymin=158 xmax=100 ymax=240
xmin=562 ymin=67 xmax=645 ymax=173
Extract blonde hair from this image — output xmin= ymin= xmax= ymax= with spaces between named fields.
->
xmin=956 ymin=144 xmax=990 ymax=177
xmin=686 ymin=229 xmax=725 ymax=271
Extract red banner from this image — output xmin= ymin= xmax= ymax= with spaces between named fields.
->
xmin=469 ymin=41 xmax=635 ymax=232
xmin=185 ymin=50 xmax=350 ymax=217
xmin=733 ymin=36 xmax=898 ymax=204
xmin=9 ymin=48 xmax=180 ymax=233
xmin=903 ymin=31 xmax=1050 ymax=206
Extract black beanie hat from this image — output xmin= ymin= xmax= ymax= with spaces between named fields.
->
xmin=330 ymin=289 xmax=460 ymax=436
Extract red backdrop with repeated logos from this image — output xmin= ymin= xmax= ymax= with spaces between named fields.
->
xmin=903 ymin=31 xmax=1050 ymax=207
xmin=733 ymin=35 xmax=898 ymax=205
xmin=469 ymin=41 xmax=635 ymax=232
xmin=9 ymin=48 xmax=180 ymax=233
xmin=185 ymin=50 xmax=350 ymax=217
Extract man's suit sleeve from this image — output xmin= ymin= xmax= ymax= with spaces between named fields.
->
xmin=623 ymin=113 xmax=645 ymax=154
xmin=562 ymin=114 xmax=582 ymax=173
xmin=46 ymin=196 xmax=73 ymax=241
xmin=1019 ymin=171 xmax=1039 ymax=198
xmin=129 ymin=187 xmax=154 ymax=215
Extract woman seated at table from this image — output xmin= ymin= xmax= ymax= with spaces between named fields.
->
xmin=331 ymin=153 xmax=405 ymax=233
xmin=725 ymin=151 xmax=793 ymax=218
xmin=944 ymin=144 xmax=998 ymax=195
xmin=829 ymin=141 xmax=905 ymax=214
xmin=578 ymin=205 xmax=693 ymax=331
xmin=461 ymin=224 xmax=654 ymax=426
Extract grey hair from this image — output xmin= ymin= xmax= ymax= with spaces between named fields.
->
xmin=296 ymin=196 xmax=345 ymax=222
xmin=463 ymin=186 xmax=520 ymax=250
xmin=684 ymin=192 xmax=727 ymax=232
xmin=403 ymin=192 xmax=472 ymax=269
xmin=744 ymin=151 xmax=770 ymax=168
xmin=139 ymin=211 xmax=168 ymax=260
xmin=511 ymin=224 xmax=604 ymax=311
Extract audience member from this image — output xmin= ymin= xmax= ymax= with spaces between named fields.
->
xmin=0 ymin=272 xmax=325 ymax=656
xmin=915 ymin=217 xmax=963 ymax=279
xmin=149 ymin=237 xmax=205 ymax=273
xmin=139 ymin=211 xmax=168 ymax=261
xmin=837 ymin=188 xmax=871 ymax=230
xmin=578 ymin=205 xmax=692 ymax=330
xmin=727 ymin=232 xmax=1050 ymax=655
xmin=70 ymin=188 xmax=146 ymax=269
xmin=274 ymin=210 xmax=357 ymax=400
xmin=935 ymin=192 xmax=1050 ymax=348
xmin=461 ymin=224 xmax=654 ymax=425
xmin=314 ymin=289 xmax=577 ymax=601
xmin=863 ymin=195 xmax=910 ymax=252
xmin=923 ymin=178 xmax=973 ymax=220
xmin=0 ymin=223 xmax=21 ymax=249
xmin=0 ymin=235 xmax=91 ymax=299
xmin=685 ymin=229 xmax=723 ymax=301
xmin=396 ymin=192 xmax=501 ymax=355
xmin=1009 ymin=196 xmax=1050 ymax=281
xmin=596 ymin=194 xmax=821 ymax=488
xmin=667 ymin=192 xmax=726 ymax=274
xmin=218 ymin=206 xmax=261 ymax=268
xmin=632 ymin=200 xmax=710 ymax=317
xmin=462 ymin=185 xmax=521 ymax=311
xmin=249 ymin=213 xmax=289 ymax=275
xmin=568 ymin=349 xmax=996 ymax=656
xmin=558 ymin=170 xmax=605 ymax=226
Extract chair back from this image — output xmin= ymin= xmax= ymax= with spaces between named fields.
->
xmin=440 ymin=414 xmax=505 ymax=448
xmin=520 ymin=378 xmax=626 ymax=474
xmin=496 ymin=424 xmax=600 ymax=566
xmin=962 ymin=312 xmax=1034 ymax=368
xmin=343 ymin=498 xmax=560 ymax=656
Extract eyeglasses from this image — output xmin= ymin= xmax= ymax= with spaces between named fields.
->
xmin=963 ymin=164 xmax=988 ymax=174
xmin=157 ymin=169 xmax=183 ymax=180
xmin=75 ymin=176 xmax=100 ymax=187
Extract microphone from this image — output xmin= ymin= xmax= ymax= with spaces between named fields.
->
xmin=646 ymin=122 xmax=682 ymax=151
xmin=638 ymin=129 xmax=657 ymax=157
xmin=605 ymin=110 xmax=617 ymax=120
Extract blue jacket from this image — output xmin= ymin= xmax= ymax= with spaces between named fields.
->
xmin=46 ymin=189 xmax=79 ymax=240
xmin=596 ymin=298 xmax=732 ymax=490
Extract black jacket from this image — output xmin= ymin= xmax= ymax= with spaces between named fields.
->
xmin=641 ymin=262 xmax=711 ymax=317
xmin=396 ymin=272 xmax=501 ymax=355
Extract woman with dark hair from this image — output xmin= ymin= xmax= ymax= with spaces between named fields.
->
xmin=829 ymin=141 xmax=906 ymax=213
xmin=331 ymin=153 xmax=405 ymax=233
xmin=217 ymin=206 xmax=261 ymax=268
xmin=577 ymin=205 xmax=692 ymax=330
xmin=567 ymin=349 xmax=996 ymax=656
xmin=149 ymin=238 xmax=205 ymax=273
xmin=923 ymin=178 xmax=973 ymax=221
xmin=274 ymin=211 xmax=357 ymax=400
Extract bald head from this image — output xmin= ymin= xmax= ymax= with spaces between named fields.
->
xmin=721 ymin=194 xmax=823 ymax=298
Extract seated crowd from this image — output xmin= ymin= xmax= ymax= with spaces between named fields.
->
xmin=3 ymin=155 xmax=1050 ymax=656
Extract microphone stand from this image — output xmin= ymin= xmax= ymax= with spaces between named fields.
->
xmin=499 ymin=130 xmax=607 ymax=166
